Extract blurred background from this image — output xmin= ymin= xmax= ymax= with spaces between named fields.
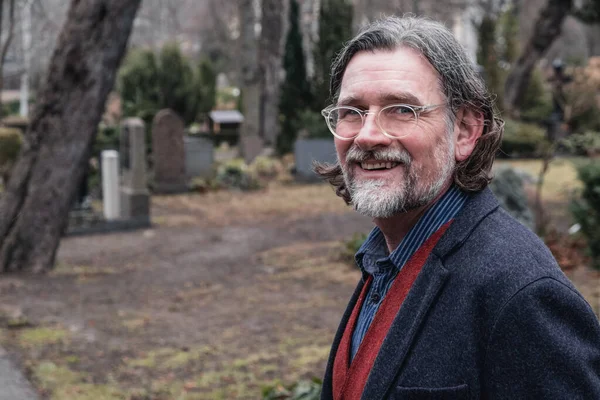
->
xmin=0 ymin=0 xmax=599 ymax=399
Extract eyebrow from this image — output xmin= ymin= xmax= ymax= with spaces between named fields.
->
xmin=337 ymin=92 xmax=424 ymax=107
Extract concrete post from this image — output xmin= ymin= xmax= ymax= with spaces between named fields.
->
xmin=101 ymin=150 xmax=120 ymax=220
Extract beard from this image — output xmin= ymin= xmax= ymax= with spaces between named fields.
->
xmin=340 ymin=137 xmax=456 ymax=218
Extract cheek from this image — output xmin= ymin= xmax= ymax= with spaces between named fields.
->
xmin=334 ymin=139 xmax=352 ymax=164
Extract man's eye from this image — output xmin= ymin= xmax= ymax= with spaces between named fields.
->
xmin=386 ymin=105 xmax=412 ymax=115
xmin=339 ymin=108 xmax=361 ymax=119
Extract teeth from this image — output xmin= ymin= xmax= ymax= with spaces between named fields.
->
xmin=360 ymin=162 xmax=398 ymax=170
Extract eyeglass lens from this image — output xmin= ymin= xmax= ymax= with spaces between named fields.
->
xmin=327 ymin=105 xmax=418 ymax=138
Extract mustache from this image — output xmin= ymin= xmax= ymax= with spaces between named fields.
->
xmin=345 ymin=146 xmax=412 ymax=165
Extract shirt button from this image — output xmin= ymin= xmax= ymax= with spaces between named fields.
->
xmin=371 ymin=293 xmax=381 ymax=303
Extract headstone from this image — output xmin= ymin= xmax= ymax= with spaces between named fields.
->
xmin=120 ymin=118 xmax=150 ymax=222
xmin=240 ymin=135 xmax=263 ymax=164
xmin=152 ymin=109 xmax=187 ymax=193
xmin=184 ymin=136 xmax=214 ymax=178
xmin=294 ymin=138 xmax=338 ymax=182
xmin=101 ymin=150 xmax=120 ymax=220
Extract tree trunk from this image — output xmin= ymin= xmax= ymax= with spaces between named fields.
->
xmin=503 ymin=0 xmax=573 ymax=113
xmin=0 ymin=0 xmax=142 ymax=273
xmin=260 ymin=0 xmax=287 ymax=146
xmin=238 ymin=0 xmax=262 ymax=162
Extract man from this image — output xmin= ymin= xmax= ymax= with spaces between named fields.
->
xmin=315 ymin=16 xmax=600 ymax=399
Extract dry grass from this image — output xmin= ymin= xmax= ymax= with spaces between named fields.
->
xmin=152 ymin=183 xmax=351 ymax=226
xmin=495 ymin=157 xmax=583 ymax=202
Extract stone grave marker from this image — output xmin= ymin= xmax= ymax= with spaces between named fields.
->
xmin=240 ymin=134 xmax=263 ymax=164
xmin=152 ymin=109 xmax=187 ymax=193
xmin=120 ymin=118 xmax=150 ymax=222
xmin=184 ymin=135 xmax=214 ymax=179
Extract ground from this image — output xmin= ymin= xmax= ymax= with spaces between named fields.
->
xmin=0 ymin=184 xmax=372 ymax=399
xmin=0 ymin=159 xmax=598 ymax=399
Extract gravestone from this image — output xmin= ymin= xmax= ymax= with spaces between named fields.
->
xmin=152 ymin=109 xmax=187 ymax=193
xmin=294 ymin=138 xmax=338 ymax=182
xmin=120 ymin=118 xmax=150 ymax=222
xmin=184 ymin=136 xmax=214 ymax=179
xmin=240 ymin=134 xmax=263 ymax=164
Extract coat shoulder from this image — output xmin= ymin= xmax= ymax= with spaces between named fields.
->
xmin=444 ymin=206 xmax=580 ymax=309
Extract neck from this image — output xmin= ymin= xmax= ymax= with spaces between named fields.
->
xmin=374 ymin=183 xmax=452 ymax=253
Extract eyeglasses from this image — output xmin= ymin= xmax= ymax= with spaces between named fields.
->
xmin=320 ymin=103 xmax=445 ymax=141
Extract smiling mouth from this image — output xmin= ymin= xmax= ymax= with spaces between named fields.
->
xmin=359 ymin=161 xmax=400 ymax=170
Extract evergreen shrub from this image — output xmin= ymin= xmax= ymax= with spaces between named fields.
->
xmin=118 ymin=45 xmax=216 ymax=126
xmin=571 ymin=161 xmax=600 ymax=270
xmin=277 ymin=0 xmax=313 ymax=155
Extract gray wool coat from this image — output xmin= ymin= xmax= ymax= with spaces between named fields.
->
xmin=321 ymin=188 xmax=600 ymax=400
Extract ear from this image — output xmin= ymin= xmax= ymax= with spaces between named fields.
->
xmin=454 ymin=107 xmax=484 ymax=162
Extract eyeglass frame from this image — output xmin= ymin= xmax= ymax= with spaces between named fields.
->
xmin=320 ymin=103 xmax=446 ymax=141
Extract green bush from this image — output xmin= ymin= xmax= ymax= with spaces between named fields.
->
xmin=215 ymin=158 xmax=261 ymax=191
xmin=500 ymin=119 xmax=548 ymax=158
xmin=118 ymin=45 xmax=215 ymax=126
xmin=0 ymin=127 xmax=23 ymax=183
xmin=262 ymin=379 xmax=322 ymax=400
xmin=118 ymin=48 xmax=160 ymax=124
xmin=249 ymin=156 xmax=284 ymax=180
xmin=156 ymin=43 xmax=197 ymax=123
xmin=562 ymin=131 xmax=600 ymax=156
xmin=571 ymin=161 xmax=600 ymax=270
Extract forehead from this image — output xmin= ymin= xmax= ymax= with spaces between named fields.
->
xmin=338 ymin=47 xmax=443 ymax=105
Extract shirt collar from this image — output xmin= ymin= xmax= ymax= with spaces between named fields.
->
xmin=355 ymin=185 xmax=469 ymax=276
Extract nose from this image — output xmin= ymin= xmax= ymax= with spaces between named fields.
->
xmin=353 ymin=111 xmax=393 ymax=151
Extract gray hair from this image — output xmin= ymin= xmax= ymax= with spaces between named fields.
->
xmin=315 ymin=15 xmax=504 ymax=203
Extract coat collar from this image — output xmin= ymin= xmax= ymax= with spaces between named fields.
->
xmin=432 ymin=187 xmax=499 ymax=260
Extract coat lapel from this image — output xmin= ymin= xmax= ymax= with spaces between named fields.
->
xmin=360 ymin=254 xmax=449 ymax=400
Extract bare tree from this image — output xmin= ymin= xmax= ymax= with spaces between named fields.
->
xmin=238 ymin=0 xmax=262 ymax=160
xmin=0 ymin=0 xmax=142 ymax=273
xmin=260 ymin=0 xmax=287 ymax=146
xmin=503 ymin=0 xmax=573 ymax=113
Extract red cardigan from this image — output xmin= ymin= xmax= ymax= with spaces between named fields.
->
xmin=332 ymin=222 xmax=451 ymax=400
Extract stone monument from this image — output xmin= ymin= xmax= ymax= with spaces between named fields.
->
xmin=240 ymin=134 xmax=263 ymax=165
xmin=152 ymin=109 xmax=187 ymax=193
xmin=184 ymin=135 xmax=214 ymax=179
xmin=120 ymin=118 xmax=150 ymax=223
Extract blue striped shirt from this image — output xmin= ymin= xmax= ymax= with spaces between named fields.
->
xmin=350 ymin=185 xmax=469 ymax=360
